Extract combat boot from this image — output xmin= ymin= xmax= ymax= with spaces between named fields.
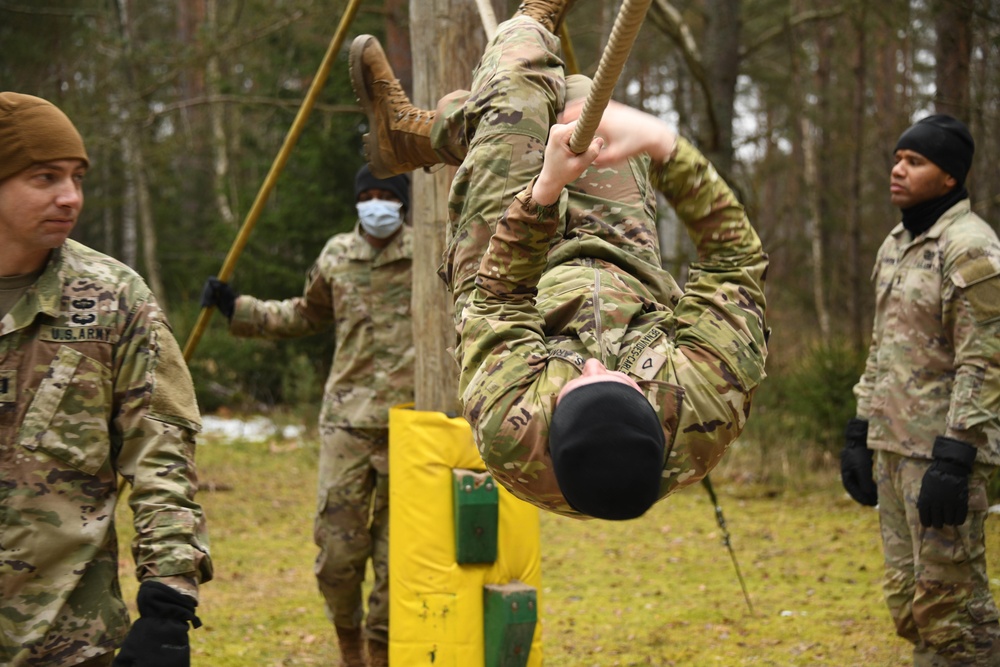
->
xmin=335 ymin=626 xmax=367 ymax=667
xmin=514 ymin=0 xmax=577 ymax=33
xmin=367 ymin=638 xmax=389 ymax=667
xmin=349 ymin=35 xmax=441 ymax=178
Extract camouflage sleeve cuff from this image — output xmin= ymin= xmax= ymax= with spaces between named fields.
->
xmin=475 ymin=178 xmax=561 ymax=300
xmin=228 ymin=296 xmax=256 ymax=334
xmin=145 ymin=575 xmax=199 ymax=602
xmin=516 ymin=177 xmax=562 ymax=221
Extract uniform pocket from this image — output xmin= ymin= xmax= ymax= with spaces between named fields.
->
xmin=950 ymin=252 xmax=1000 ymax=324
xmin=682 ymin=308 xmax=766 ymax=393
xmin=642 ymin=378 xmax=685 ymax=455
xmin=967 ymin=594 xmax=1000 ymax=624
xmin=19 ymin=345 xmax=111 ymax=476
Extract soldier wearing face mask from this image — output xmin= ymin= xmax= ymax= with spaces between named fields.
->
xmin=200 ymin=165 xmax=413 ymax=667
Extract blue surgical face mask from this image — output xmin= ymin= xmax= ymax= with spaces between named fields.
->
xmin=357 ymin=199 xmax=404 ymax=239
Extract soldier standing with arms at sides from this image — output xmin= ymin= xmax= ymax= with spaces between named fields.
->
xmin=200 ymin=165 xmax=413 ymax=667
xmin=841 ymin=114 xmax=1000 ymax=666
xmin=0 ymin=92 xmax=212 ymax=667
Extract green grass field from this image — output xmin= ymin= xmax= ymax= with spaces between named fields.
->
xmin=118 ymin=425 xmax=1000 ymax=666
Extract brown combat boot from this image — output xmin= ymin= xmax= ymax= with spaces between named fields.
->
xmin=335 ymin=626 xmax=367 ymax=667
xmin=514 ymin=0 xmax=577 ymax=33
xmin=367 ymin=638 xmax=389 ymax=667
xmin=349 ymin=35 xmax=441 ymax=178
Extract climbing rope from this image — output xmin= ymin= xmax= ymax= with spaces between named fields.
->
xmin=702 ymin=475 xmax=755 ymax=615
xmin=559 ymin=23 xmax=581 ymax=76
xmin=568 ymin=0 xmax=652 ymax=153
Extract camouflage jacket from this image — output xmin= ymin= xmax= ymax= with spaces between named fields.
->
xmin=0 ymin=240 xmax=212 ymax=666
xmin=854 ymin=200 xmax=1000 ymax=464
xmin=459 ymin=138 xmax=769 ymax=517
xmin=230 ymin=224 xmax=415 ymax=428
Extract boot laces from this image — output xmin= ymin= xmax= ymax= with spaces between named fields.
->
xmin=374 ymin=78 xmax=433 ymax=124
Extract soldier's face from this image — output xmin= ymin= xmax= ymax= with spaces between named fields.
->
xmin=557 ymin=358 xmax=642 ymax=405
xmin=890 ymin=149 xmax=956 ymax=210
xmin=0 ymin=159 xmax=85 ymax=274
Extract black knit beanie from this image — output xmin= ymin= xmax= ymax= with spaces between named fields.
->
xmin=895 ymin=114 xmax=975 ymax=185
xmin=549 ymin=381 xmax=666 ymax=520
xmin=355 ymin=164 xmax=410 ymax=211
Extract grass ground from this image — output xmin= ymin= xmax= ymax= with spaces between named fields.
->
xmin=118 ymin=425 xmax=1000 ymax=666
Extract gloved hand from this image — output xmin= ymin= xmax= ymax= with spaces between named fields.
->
xmin=840 ymin=418 xmax=878 ymax=506
xmin=113 ymin=581 xmax=202 ymax=667
xmin=200 ymin=276 xmax=238 ymax=321
xmin=917 ymin=435 xmax=977 ymax=529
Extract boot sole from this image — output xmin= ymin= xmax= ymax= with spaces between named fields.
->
xmin=348 ymin=36 xmax=395 ymax=179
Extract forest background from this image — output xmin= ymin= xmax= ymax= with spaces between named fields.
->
xmin=2 ymin=0 xmax=1000 ymax=478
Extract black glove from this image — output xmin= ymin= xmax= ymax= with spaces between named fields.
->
xmin=113 ymin=581 xmax=202 ymax=667
xmin=917 ymin=435 xmax=977 ymax=529
xmin=200 ymin=276 xmax=238 ymax=321
xmin=840 ymin=418 xmax=878 ymax=506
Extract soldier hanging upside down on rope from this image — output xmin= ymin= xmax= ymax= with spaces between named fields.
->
xmin=349 ymin=0 xmax=770 ymax=520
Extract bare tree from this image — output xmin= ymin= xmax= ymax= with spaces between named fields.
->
xmin=206 ymin=0 xmax=238 ymax=226
xmin=409 ymin=0 xmax=487 ymax=412
xmin=934 ymin=0 xmax=973 ymax=118
xmin=845 ymin=6 xmax=868 ymax=353
xmin=113 ymin=0 xmax=170 ymax=311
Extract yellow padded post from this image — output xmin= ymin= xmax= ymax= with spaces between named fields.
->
xmin=389 ymin=405 xmax=543 ymax=666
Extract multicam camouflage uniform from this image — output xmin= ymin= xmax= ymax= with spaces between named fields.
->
xmin=0 ymin=240 xmax=212 ymax=667
xmin=854 ymin=202 xmax=1000 ymax=665
xmin=436 ymin=16 xmax=768 ymax=518
xmin=229 ymin=224 xmax=414 ymax=641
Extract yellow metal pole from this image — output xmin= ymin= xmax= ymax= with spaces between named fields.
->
xmin=559 ymin=23 xmax=580 ymax=76
xmin=183 ymin=0 xmax=363 ymax=361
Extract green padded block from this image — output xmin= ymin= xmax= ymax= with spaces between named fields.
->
xmin=452 ymin=469 xmax=499 ymax=564
xmin=483 ymin=582 xmax=537 ymax=667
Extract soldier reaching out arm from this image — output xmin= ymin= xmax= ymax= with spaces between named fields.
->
xmin=200 ymin=166 xmax=413 ymax=667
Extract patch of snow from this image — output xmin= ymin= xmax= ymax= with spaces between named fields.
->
xmin=200 ymin=415 xmax=304 ymax=444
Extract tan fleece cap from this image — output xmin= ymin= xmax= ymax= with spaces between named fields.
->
xmin=0 ymin=92 xmax=89 ymax=182
xmin=566 ymin=74 xmax=593 ymax=102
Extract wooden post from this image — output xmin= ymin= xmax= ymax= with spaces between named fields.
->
xmin=408 ymin=0 xmax=490 ymax=413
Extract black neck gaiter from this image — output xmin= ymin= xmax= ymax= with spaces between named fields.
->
xmin=901 ymin=186 xmax=968 ymax=238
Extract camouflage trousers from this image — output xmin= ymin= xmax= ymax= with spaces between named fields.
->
xmin=433 ymin=17 xmax=664 ymax=321
xmin=314 ymin=425 xmax=390 ymax=643
xmin=76 ymin=653 xmax=114 ymax=667
xmin=876 ymin=450 xmax=1000 ymax=666
xmin=434 ymin=15 xmax=565 ymax=321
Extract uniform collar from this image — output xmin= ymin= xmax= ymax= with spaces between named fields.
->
xmin=891 ymin=198 xmax=970 ymax=242
xmin=0 ymin=244 xmax=65 ymax=334
xmin=347 ymin=222 xmax=413 ymax=265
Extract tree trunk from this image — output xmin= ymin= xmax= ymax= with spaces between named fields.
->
xmin=134 ymin=134 xmax=169 ymax=311
xmin=846 ymin=10 xmax=867 ymax=353
xmin=409 ymin=0 xmax=486 ymax=413
xmin=702 ymin=0 xmax=741 ymax=174
xmin=800 ymin=117 xmax=830 ymax=343
xmin=121 ymin=132 xmax=138 ymax=270
xmin=934 ymin=0 xmax=972 ymax=119
xmin=206 ymin=0 xmax=237 ymax=226
xmin=386 ymin=0 xmax=413 ymax=97
xmin=114 ymin=0 xmax=169 ymax=312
